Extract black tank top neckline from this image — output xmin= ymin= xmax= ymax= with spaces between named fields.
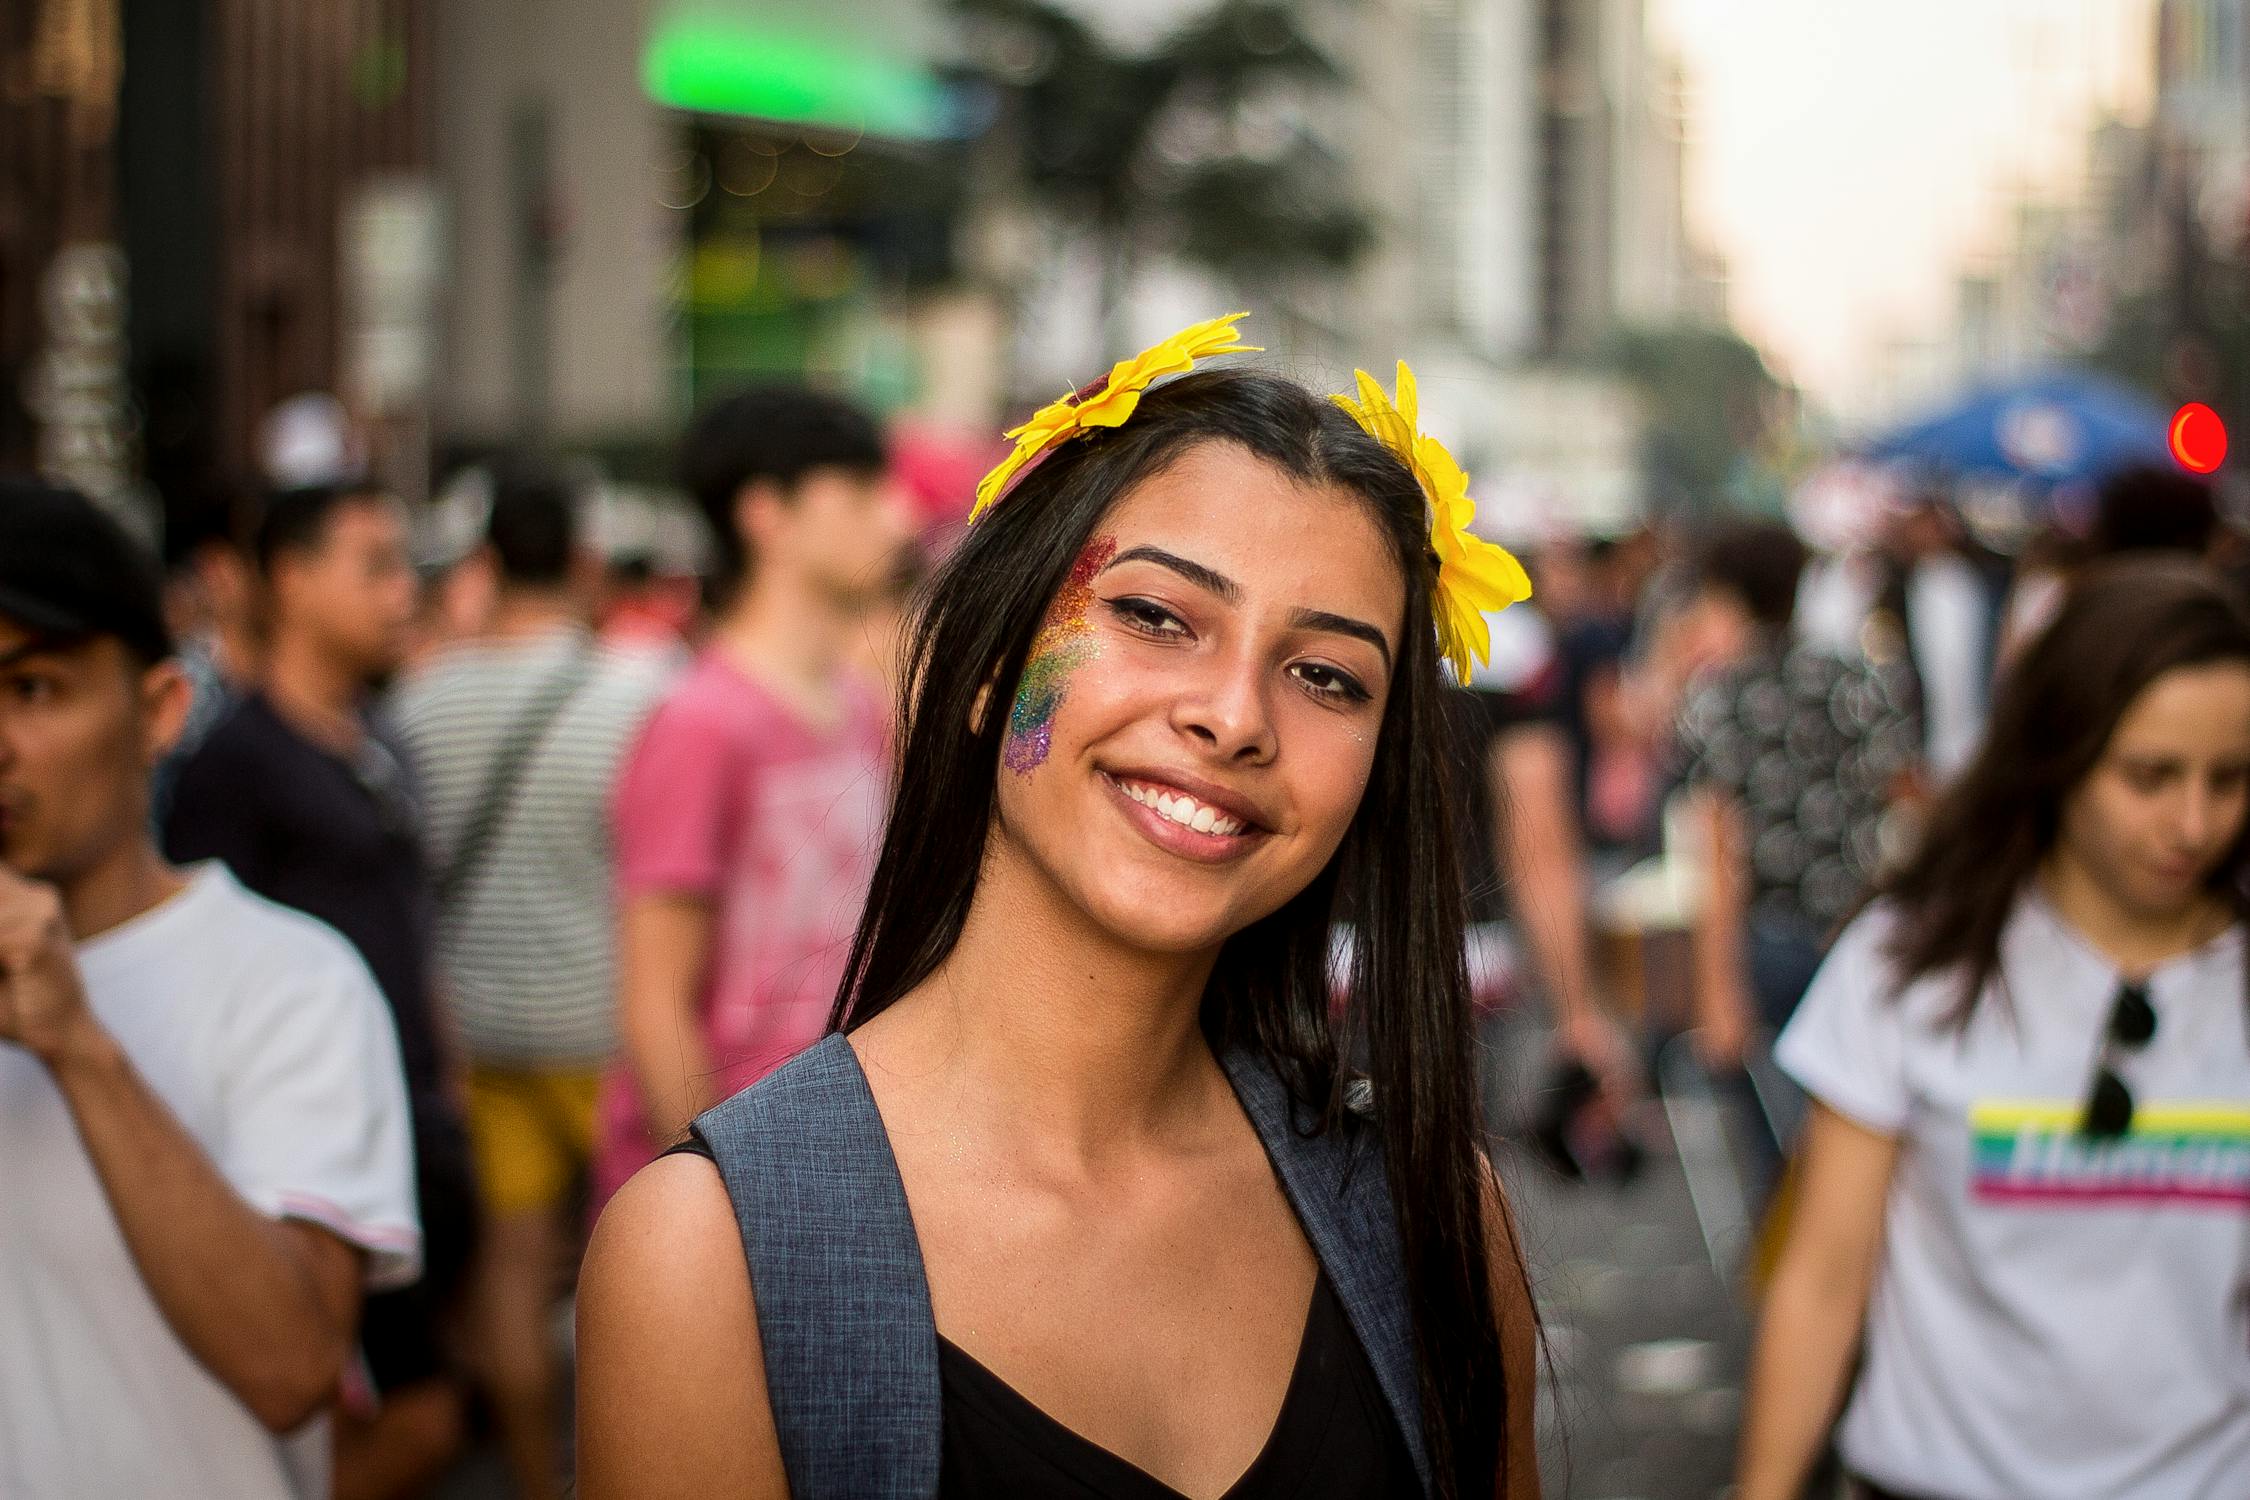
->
xmin=934 ymin=1264 xmax=1419 ymax=1498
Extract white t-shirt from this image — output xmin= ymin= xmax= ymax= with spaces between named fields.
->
xmin=1776 ymin=893 xmax=2250 ymax=1500
xmin=0 ymin=863 xmax=421 ymax=1500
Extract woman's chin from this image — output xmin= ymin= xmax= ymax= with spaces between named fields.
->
xmin=1082 ymin=886 xmax=1243 ymax=957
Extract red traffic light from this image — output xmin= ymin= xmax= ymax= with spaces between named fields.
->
xmin=2171 ymin=402 xmax=2227 ymax=474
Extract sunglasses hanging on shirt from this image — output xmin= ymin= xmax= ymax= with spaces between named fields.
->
xmin=2081 ymin=979 xmax=2158 ymax=1139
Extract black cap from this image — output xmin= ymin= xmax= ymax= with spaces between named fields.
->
xmin=0 ymin=479 xmax=175 ymax=662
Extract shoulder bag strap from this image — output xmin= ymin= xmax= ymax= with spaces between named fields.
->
xmin=434 ymin=641 xmax=596 ymax=905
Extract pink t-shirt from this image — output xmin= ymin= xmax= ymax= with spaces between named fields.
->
xmin=592 ymin=651 xmax=890 ymax=1206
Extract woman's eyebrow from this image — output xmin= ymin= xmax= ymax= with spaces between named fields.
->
xmin=1101 ymin=544 xmax=1238 ymax=602
xmin=1288 ymin=608 xmax=1392 ymax=671
xmin=1099 ymin=544 xmax=1392 ymax=670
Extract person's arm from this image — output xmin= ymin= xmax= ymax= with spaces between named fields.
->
xmin=1735 ymin=1101 xmax=1900 ymax=1500
xmin=0 ymin=867 xmax=362 ymax=1432
xmin=1686 ymin=786 xmax=1754 ymax=1070
xmin=609 ymin=691 xmax=737 ymax=1141
xmin=1479 ymin=1155 xmax=1544 ymax=1500
xmin=1491 ymin=723 xmax=1629 ymax=1093
xmin=577 ymin=1152 xmax=787 ymax=1498
xmin=617 ymin=893 xmax=719 ymax=1142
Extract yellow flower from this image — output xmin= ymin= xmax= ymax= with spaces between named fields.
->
xmin=969 ymin=312 xmax=1263 ymax=522
xmin=1333 ymin=362 xmax=1533 ymax=682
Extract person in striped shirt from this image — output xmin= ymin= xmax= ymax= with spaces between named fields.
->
xmin=390 ymin=464 xmax=670 ymax=1500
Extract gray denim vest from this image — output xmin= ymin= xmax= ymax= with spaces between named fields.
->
xmin=694 ymin=1032 xmax=1433 ymax=1499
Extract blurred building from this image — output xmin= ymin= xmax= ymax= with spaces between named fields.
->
xmin=2 ymin=0 xmax=434 ymax=520
xmin=1876 ymin=0 xmax=2250 ymax=427
xmin=6 ymin=0 xmax=1732 ymax=539
xmin=1363 ymin=0 xmax=1725 ymax=532
xmin=432 ymin=0 xmax=983 ymax=476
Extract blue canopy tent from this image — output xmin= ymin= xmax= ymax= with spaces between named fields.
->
xmin=1861 ymin=369 xmax=2173 ymax=489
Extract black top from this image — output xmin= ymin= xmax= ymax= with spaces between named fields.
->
xmin=163 ymin=692 xmax=444 ymax=1103
xmin=663 ymin=1133 xmax=1419 ymax=1498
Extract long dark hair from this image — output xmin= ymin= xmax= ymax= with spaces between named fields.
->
xmin=827 ymin=367 xmax=1515 ymax=1497
xmin=1879 ymin=554 xmax=2250 ymax=1018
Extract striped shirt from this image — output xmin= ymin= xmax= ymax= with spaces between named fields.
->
xmin=389 ymin=625 xmax=673 ymax=1065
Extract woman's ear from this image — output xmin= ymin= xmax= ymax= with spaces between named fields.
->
xmin=969 ymin=674 xmax=997 ymax=735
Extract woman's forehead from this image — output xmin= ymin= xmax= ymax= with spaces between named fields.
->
xmin=1097 ymin=445 xmax=1403 ymax=599
xmin=2112 ymin=662 xmax=2250 ymax=749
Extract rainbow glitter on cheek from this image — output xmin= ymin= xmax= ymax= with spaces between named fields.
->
xmin=1003 ymin=536 xmax=1118 ymax=773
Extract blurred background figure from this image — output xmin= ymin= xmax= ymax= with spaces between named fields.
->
xmin=1740 ymin=558 xmax=2250 ymax=1500
xmin=593 ymin=385 xmax=913 ymax=1213
xmin=1672 ymin=519 xmax=1921 ymax=1089
xmin=2002 ymin=464 xmax=2231 ymax=665
xmin=593 ymin=554 xmax=699 ymax=665
xmin=389 ymin=463 xmax=671 ymax=1500
xmin=163 ymin=486 xmax=476 ymax=1500
xmin=152 ymin=482 xmax=263 ymax=823
xmin=1455 ymin=591 xmax=1638 ymax=1111
xmin=1870 ymin=490 xmax=2005 ymax=783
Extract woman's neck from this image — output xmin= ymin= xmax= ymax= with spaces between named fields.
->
xmin=2035 ymin=855 xmax=2236 ymax=978
xmin=861 ymin=842 xmax=1228 ymax=1175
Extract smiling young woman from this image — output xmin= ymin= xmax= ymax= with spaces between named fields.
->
xmin=576 ymin=364 xmax=1541 ymax=1500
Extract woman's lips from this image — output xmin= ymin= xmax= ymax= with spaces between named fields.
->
xmin=1098 ymin=772 xmax=1266 ymax=865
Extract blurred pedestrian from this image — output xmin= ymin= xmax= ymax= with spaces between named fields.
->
xmin=576 ymin=348 xmax=1540 ymax=1498
xmin=2000 ymin=464 xmax=2228 ymax=666
xmin=590 ymin=385 xmax=916 ymax=1209
xmin=163 ymin=484 xmax=477 ymax=1500
xmin=1739 ymin=556 xmax=2250 ymax=1500
xmin=152 ymin=482 xmax=263 ymax=823
xmin=0 ymin=481 xmax=418 ymax=1499
xmin=1872 ymin=491 xmax=2002 ymax=781
xmin=1674 ymin=518 xmax=1920 ymax=1076
xmin=1456 ymin=598 xmax=1635 ymax=1103
xmin=594 ymin=553 xmax=698 ymax=665
xmin=390 ymin=462 xmax=670 ymax=1500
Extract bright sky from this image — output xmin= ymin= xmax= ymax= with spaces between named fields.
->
xmin=1654 ymin=0 xmax=2158 ymax=419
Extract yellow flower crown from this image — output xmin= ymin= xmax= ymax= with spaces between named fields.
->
xmin=969 ymin=314 xmax=1532 ymax=682
xmin=969 ymin=312 xmax=1261 ymax=522
xmin=1331 ymin=362 xmax=1533 ymax=682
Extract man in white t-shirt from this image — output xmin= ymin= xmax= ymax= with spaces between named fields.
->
xmin=0 ymin=481 xmax=419 ymax=1499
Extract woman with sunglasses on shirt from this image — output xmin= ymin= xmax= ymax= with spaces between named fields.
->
xmin=1737 ymin=555 xmax=2250 ymax=1500
xmin=574 ymin=320 xmax=1543 ymax=1500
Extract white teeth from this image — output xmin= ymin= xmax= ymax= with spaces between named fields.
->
xmin=1113 ymin=776 xmax=1249 ymax=837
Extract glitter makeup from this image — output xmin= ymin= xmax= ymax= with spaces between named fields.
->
xmin=1003 ymin=536 xmax=1118 ymax=773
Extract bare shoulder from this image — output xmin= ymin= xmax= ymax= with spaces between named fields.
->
xmin=576 ymin=1153 xmax=789 ymax=1500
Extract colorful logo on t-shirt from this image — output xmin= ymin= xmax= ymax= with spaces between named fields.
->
xmin=1971 ymin=1101 xmax=2250 ymax=1207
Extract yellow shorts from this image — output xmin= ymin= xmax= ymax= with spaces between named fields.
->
xmin=465 ymin=1066 xmax=601 ymax=1217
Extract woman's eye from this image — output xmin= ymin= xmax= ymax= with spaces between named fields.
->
xmin=3 ymin=675 xmax=56 ymax=705
xmin=2122 ymin=766 xmax=2171 ymax=794
xmin=1293 ymin=662 xmax=1371 ymax=704
xmin=1107 ymin=598 xmax=1188 ymax=637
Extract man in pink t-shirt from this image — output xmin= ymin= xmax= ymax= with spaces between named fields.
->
xmin=594 ymin=386 xmax=915 ymax=1207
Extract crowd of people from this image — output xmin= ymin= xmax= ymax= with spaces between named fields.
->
xmin=3 ymin=331 xmax=2247 ymax=1500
